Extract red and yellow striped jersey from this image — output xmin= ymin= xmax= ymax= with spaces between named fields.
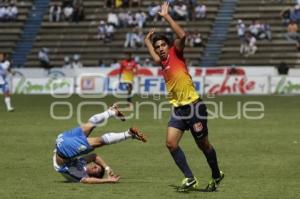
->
xmin=119 ymin=59 xmax=138 ymax=83
xmin=161 ymin=45 xmax=199 ymax=107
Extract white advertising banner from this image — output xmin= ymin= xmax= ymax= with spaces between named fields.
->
xmin=204 ymin=76 xmax=269 ymax=95
xmin=9 ymin=75 xmax=300 ymax=95
xmin=12 ymin=77 xmax=74 ymax=94
xmin=271 ymin=76 xmax=300 ymax=94
xmin=13 ymin=66 xmax=282 ymax=78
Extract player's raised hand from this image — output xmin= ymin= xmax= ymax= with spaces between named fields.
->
xmin=158 ymin=1 xmax=169 ymax=17
xmin=145 ymin=28 xmax=155 ymax=41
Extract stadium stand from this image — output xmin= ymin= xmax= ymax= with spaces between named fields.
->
xmin=218 ymin=0 xmax=299 ymax=67
xmin=23 ymin=0 xmax=221 ymax=68
xmin=0 ymin=0 xmax=33 ymax=55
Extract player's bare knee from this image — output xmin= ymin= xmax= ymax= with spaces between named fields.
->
xmin=166 ymin=141 xmax=178 ymax=151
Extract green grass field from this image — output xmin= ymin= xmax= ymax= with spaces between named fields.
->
xmin=0 ymin=95 xmax=299 ymax=199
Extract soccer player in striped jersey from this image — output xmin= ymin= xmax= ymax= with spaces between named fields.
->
xmin=0 ymin=53 xmax=14 ymax=112
xmin=144 ymin=2 xmax=224 ymax=192
xmin=53 ymin=104 xmax=147 ymax=184
xmin=119 ymin=52 xmax=138 ymax=105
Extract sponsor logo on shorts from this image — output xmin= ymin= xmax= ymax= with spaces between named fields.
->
xmin=193 ymin=122 xmax=203 ymax=132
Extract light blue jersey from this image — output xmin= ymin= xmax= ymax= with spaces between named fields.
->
xmin=0 ymin=61 xmax=10 ymax=93
xmin=53 ymin=154 xmax=88 ymax=182
xmin=55 ymin=127 xmax=93 ymax=159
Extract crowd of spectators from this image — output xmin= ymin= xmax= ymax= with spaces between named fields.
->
xmin=43 ymin=0 xmax=206 ymax=67
xmin=281 ymin=2 xmax=300 ymax=50
xmin=49 ymin=0 xmax=84 ymax=23
xmin=62 ymin=54 xmax=83 ymax=69
xmin=147 ymin=1 xmax=206 ymax=22
xmin=97 ymin=8 xmax=147 ymax=48
xmin=236 ymin=18 xmax=273 ymax=57
xmin=0 ymin=0 xmax=18 ymax=22
xmin=97 ymin=0 xmax=207 ymax=49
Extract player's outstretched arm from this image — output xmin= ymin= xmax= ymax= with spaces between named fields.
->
xmin=158 ymin=1 xmax=186 ymax=51
xmin=144 ymin=28 xmax=161 ymax=63
xmin=80 ymin=175 xmax=120 ymax=184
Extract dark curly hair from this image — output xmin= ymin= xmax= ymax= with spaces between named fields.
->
xmin=89 ymin=165 xmax=105 ymax=179
xmin=151 ymin=34 xmax=170 ymax=47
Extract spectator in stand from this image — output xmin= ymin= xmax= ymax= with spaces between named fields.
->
xmin=38 ymin=48 xmax=51 ymax=69
xmin=118 ymin=12 xmax=128 ymax=27
xmin=72 ymin=1 xmax=84 ymax=23
xmin=135 ymin=10 xmax=147 ymax=28
xmin=107 ymin=9 xmax=119 ymax=27
xmin=187 ymin=0 xmax=197 ymax=20
xmin=128 ymin=15 xmax=138 ymax=28
xmin=192 ymin=32 xmax=203 ymax=47
xmin=71 ymin=54 xmax=83 ymax=68
xmin=258 ymin=21 xmax=272 ymax=41
xmin=97 ymin=20 xmax=107 ymax=41
xmin=62 ymin=4 xmax=73 ymax=21
xmin=0 ymin=4 xmax=6 ymax=21
xmin=280 ymin=7 xmax=292 ymax=25
xmin=115 ymin=0 xmax=122 ymax=8
xmin=49 ymin=2 xmax=61 ymax=22
xmin=7 ymin=2 xmax=17 ymax=21
xmin=105 ymin=22 xmax=115 ymax=43
xmin=124 ymin=28 xmax=143 ymax=48
xmin=241 ymin=32 xmax=257 ymax=57
xmin=186 ymin=31 xmax=203 ymax=47
xmin=1 ymin=4 xmax=9 ymax=21
xmin=283 ymin=21 xmax=300 ymax=50
xmin=195 ymin=3 xmax=206 ymax=19
xmin=148 ymin=2 xmax=160 ymax=22
xmin=62 ymin=56 xmax=72 ymax=68
xmin=173 ymin=1 xmax=188 ymax=21
xmin=248 ymin=19 xmax=261 ymax=38
xmin=290 ymin=5 xmax=300 ymax=23
xmin=236 ymin=19 xmax=246 ymax=42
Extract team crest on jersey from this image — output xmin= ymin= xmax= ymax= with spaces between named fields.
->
xmin=78 ymin=145 xmax=87 ymax=152
xmin=193 ymin=122 xmax=203 ymax=132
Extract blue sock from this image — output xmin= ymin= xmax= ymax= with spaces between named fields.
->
xmin=204 ymin=147 xmax=221 ymax=179
xmin=170 ymin=147 xmax=194 ymax=178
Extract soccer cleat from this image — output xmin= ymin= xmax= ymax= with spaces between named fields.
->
xmin=7 ymin=107 xmax=14 ymax=112
xmin=109 ymin=104 xmax=126 ymax=121
xmin=204 ymin=171 xmax=224 ymax=192
xmin=129 ymin=127 xmax=147 ymax=142
xmin=177 ymin=177 xmax=198 ymax=192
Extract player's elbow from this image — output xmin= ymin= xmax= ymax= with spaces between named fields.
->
xmin=80 ymin=177 xmax=92 ymax=184
xmin=179 ymin=32 xmax=187 ymax=40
